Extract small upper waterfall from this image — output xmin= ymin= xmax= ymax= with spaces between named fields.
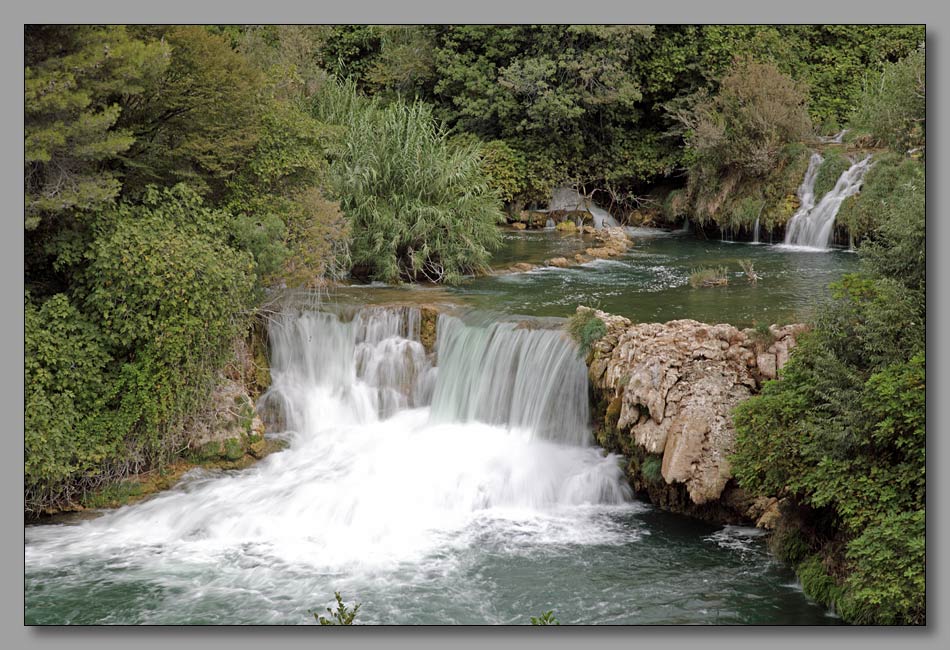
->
xmin=752 ymin=217 xmax=761 ymax=244
xmin=545 ymin=218 xmax=555 ymax=229
xmin=549 ymin=186 xmax=620 ymax=229
xmin=784 ymin=154 xmax=871 ymax=250
xmin=818 ymin=129 xmax=849 ymax=144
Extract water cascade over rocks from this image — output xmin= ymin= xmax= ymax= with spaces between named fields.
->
xmin=549 ymin=186 xmax=621 ymax=229
xmin=430 ymin=314 xmax=592 ymax=446
xmin=783 ymin=154 xmax=872 ymax=250
xmin=26 ymin=306 xmax=636 ymax=623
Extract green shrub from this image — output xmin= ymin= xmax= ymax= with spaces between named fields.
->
xmin=566 ymin=309 xmax=607 ymax=358
xmin=641 ymin=455 xmax=664 ymax=484
xmin=25 ymin=186 xmax=258 ymax=514
xmin=315 ymin=592 xmax=361 ymax=625
xmin=850 ymin=47 xmax=925 ymax=152
xmin=530 ymin=611 xmax=561 ymax=625
xmin=840 ymin=509 xmax=925 ymax=625
xmin=682 ymin=59 xmax=812 ymax=180
xmin=25 ymin=293 xmax=113 ymax=510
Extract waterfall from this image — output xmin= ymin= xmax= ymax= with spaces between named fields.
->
xmin=752 ymin=217 xmax=761 ymax=244
xmin=819 ymin=129 xmax=849 ymax=144
xmin=545 ymin=218 xmax=555 ymax=229
xmin=550 ymin=185 xmax=620 ymax=229
xmin=587 ymin=204 xmax=620 ymax=229
xmin=27 ymin=306 xmax=631 ymax=584
xmin=784 ymin=155 xmax=871 ymax=250
xmin=430 ymin=314 xmax=591 ymax=446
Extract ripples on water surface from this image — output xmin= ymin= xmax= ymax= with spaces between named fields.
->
xmin=455 ymin=228 xmax=858 ymax=327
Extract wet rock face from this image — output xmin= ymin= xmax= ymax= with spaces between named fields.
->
xmin=582 ymin=307 xmax=805 ymax=509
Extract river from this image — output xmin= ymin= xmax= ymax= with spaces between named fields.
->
xmin=25 ymin=230 xmax=855 ymax=625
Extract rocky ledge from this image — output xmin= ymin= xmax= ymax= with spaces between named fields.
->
xmin=498 ymin=227 xmax=633 ymax=274
xmin=580 ymin=307 xmax=806 ymax=525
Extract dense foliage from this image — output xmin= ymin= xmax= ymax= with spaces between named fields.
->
xmin=732 ymin=155 xmax=925 ymax=624
xmin=313 ymin=81 xmax=502 ymax=283
xmin=309 ymin=25 xmax=922 ymax=211
xmin=850 ymin=47 xmax=926 ymax=152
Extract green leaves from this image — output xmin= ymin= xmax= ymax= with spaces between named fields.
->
xmin=850 ymin=46 xmax=925 ymax=152
xmin=315 ymin=80 xmax=502 ymax=284
xmin=530 ymin=610 xmax=561 ymax=625
xmin=315 ymin=592 xmax=361 ymax=625
xmin=24 ymin=26 xmax=168 ymax=229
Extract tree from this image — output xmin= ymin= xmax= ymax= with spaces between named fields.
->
xmin=24 ymin=26 xmax=168 ymax=229
xmin=117 ymin=26 xmax=263 ymax=199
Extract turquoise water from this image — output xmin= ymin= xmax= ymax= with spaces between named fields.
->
xmin=454 ymin=228 xmax=858 ymax=327
xmin=26 ymin=505 xmax=835 ymax=624
xmin=24 ymin=230 xmax=853 ymax=625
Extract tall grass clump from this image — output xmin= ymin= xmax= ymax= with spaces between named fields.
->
xmin=312 ymin=80 xmax=503 ymax=284
xmin=641 ymin=454 xmax=664 ymax=484
xmin=688 ymin=266 xmax=729 ymax=288
xmin=567 ymin=308 xmax=607 ymax=358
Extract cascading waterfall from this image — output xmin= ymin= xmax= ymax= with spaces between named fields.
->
xmin=545 ymin=218 xmax=555 ymax=229
xmin=783 ymin=154 xmax=871 ymax=250
xmin=784 ymin=152 xmax=824 ymax=245
xmin=26 ymin=306 xmax=634 ymax=623
xmin=550 ymin=186 xmax=620 ymax=229
xmin=587 ymin=204 xmax=620 ymax=229
xmin=430 ymin=314 xmax=592 ymax=446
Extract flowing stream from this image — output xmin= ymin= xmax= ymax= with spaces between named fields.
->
xmin=25 ymin=306 xmax=835 ymax=624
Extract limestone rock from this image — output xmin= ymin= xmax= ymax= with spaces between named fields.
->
xmin=584 ymin=309 xmax=802 ymax=506
xmin=756 ymin=352 xmax=777 ymax=380
xmin=511 ymin=222 xmax=527 ymax=230
xmin=547 ymin=257 xmax=571 ymax=268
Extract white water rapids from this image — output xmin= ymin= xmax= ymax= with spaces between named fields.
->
xmin=26 ymin=306 xmax=638 ymax=623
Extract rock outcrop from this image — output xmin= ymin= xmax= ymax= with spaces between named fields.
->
xmin=497 ymin=227 xmax=634 ymax=275
xmin=188 ymin=378 xmax=268 ymax=461
xmin=582 ymin=307 xmax=805 ymax=515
